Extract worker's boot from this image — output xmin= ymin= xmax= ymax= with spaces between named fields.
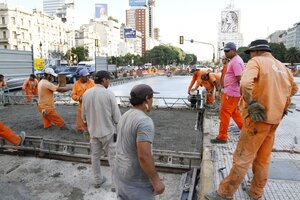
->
xmin=205 ymin=191 xmax=232 ymax=200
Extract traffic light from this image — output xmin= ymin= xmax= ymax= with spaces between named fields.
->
xmin=95 ymin=39 xmax=99 ymax=47
xmin=179 ymin=36 xmax=184 ymax=44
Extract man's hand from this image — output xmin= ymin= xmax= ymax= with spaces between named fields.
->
xmin=191 ymin=88 xmax=196 ymax=92
xmin=152 ymin=179 xmax=165 ymax=195
xmin=248 ymin=100 xmax=267 ymax=122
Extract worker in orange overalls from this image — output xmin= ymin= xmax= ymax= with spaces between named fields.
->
xmin=22 ymin=74 xmax=38 ymax=104
xmin=201 ymin=72 xmax=221 ymax=105
xmin=71 ymin=68 xmax=95 ymax=133
xmin=188 ymin=68 xmax=210 ymax=93
xmin=205 ymin=40 xmax=298 ymax=200
xmin=0 ymin=121 xmax=26 ymax=146
xmin=37 ymin=68 xmax=71 ymax=129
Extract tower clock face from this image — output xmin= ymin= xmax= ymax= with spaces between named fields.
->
xmin=221 ymin=11 xmax=238 ymax=33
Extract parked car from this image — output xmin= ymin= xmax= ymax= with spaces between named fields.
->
xmin=58 ymin=66 xmax=85 ymax=83
xmin=35 ymin=66 xmax=66 ymax=82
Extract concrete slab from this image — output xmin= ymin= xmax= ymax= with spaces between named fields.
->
xmin=0 ymin=155 xmax=182 ymax=200
xmin=269 ymin=160 xmax=300 ymax=181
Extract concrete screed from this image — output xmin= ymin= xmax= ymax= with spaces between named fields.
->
xmin=0 ymin=105 xmax=201 ymax=200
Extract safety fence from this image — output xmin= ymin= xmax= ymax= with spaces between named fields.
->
xmin=1 ymin=92 xmax=194 ymax=109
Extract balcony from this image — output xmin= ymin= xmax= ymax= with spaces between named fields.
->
xmin=0 ymin=38 xmax=9 ymax=43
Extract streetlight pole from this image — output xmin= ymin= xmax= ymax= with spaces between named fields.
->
xmin=189 ymin=39 xmax=215 ymax=69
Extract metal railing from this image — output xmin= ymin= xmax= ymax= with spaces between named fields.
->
xmin=1 ymin=92 xmax=195 ymax=109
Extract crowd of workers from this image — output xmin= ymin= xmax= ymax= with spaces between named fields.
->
xmin=0 ymin=39 xmax=298 ymax=200
xmin=188 ymin=39 xmax=298 ymax=200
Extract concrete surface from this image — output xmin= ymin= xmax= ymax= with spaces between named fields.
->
xmin=0 ymin=155 xmax=181 ymax=200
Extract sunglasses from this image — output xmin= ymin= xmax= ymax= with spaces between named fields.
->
xmin=224 ymin=49 xmax=231 ymax=53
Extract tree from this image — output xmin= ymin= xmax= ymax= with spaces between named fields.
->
xmin=66 ymin=46 xmax=89 ymax=63
xmin=285 ymin=47 xmax=300 ymax=66
xmin=237 ymin=47 xmax=250 ymax=63
xmin=269 ymin=42 xmax=286 ymax=62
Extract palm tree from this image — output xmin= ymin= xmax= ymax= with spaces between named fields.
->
xmin=285 ymin=47 xmax=300 ymax=66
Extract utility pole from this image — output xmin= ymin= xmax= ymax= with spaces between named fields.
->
xmin=189 ymin=39 xmax=216 ymax=69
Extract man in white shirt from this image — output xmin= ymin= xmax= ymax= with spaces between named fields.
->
xmin=82 ymin=71 xmax=121 ymax=190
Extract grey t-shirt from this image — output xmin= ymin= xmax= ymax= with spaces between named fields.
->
xmin=115 ymin=108 xmax=155 ymax=187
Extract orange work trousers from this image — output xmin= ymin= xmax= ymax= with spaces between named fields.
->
xmin=25 ymin=90 xmax=37 ymax=103
xmin=217 ymin=93 xmax=243 ymax=141
xmin=37 ymin=105 xmax=65 ymax=128
xmin=0 ymin=121 xmax=21 ymax=145
xmin=75 ymin=104 xmax=86 ymax=132
xmin=206 ymin=93 xmax=214 ymax=105
xmin=217 ymin=118 xmax=279 ymax=199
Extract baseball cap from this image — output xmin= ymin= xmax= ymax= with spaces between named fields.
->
xmin=94 ymin=70 xmax=111 ymax=82
xmin=130 ymin=84 xmax=159 ymax=100
xmin=44 ymin=67 xmax=57 ymax=77
xmin=79 ymin=68 xmax=89 ymax=76
xmin=223 ymin=42 xmax=237 ymax=51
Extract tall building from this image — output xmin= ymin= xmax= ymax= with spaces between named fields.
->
xmin=43 ymin=0 xmax=65 ymax=16
xmin=148 ymin=0 xmax=155 ymax=38
xmin=126 ymin=8 xmax=149 ymax=55
xmin=218 ymin=2 xmax=243 ymax=61
xmin=43 ymin=0 xmax=75 ymax=27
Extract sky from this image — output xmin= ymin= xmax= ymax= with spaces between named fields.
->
xmin=2 ymin=0 xmax=300 ymax=60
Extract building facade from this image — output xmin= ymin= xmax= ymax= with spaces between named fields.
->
xmin=218 ymin=3 xmax=243 ymax=61
xmin=126 ymin=8 xmax=149 ymax=55
xmin=0 ymin=3 xmax=75 ymax=59
xmin=268 ymin=22 xmax=300 ymax=50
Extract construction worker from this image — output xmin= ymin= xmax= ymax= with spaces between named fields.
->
xmin=71 ymin=68 xmax=95 ymax=133
xmin=114 ymin=84 xmax=165 ymax=199
xmin=211 ymin=42 xmax=244 ymax=143
xmin=188 ymin=68 xmax=208 ymax=94
xmin=82 ymin=71 xmax=121 ymax=190
xmin=0 ymin=121 xmax=26 ymax=146
xmin=201 ymin=72 xmax=221 ymax=104
xmin=220 ymin=56 xmax=230 ymax=91
xmin=205 ymin=39 xmax=298 ymax=200
xmin=22 ymin=74 xmax=38 ymax=104
xmin=37 ymin=68 xmax=71 ymax=129
xmin=0 ymin=74 xmax=6 ymax=88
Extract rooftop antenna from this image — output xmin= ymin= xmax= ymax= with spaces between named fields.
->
xmin=230 ymin=0 xmax=234 ymax=8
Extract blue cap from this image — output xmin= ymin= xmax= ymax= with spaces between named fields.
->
xmin=79 ymin=68 xmax=89 ymax=76
xmin=223 ymin=42 xmax=237 ymax=51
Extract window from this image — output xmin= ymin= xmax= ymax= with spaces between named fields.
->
xmin=3 ymin=31 xmax=6 ymax=39
xmin=28 ymin=20 xmax=31 ymax=27
xmin=29 ymin=33 xmax=32 ymax=40
xmin=21 ymin=18 xmax=24 ymax=25
xmin=13 ymin=31 xmax=17 ymax=39
xmin=11 ymin=17 xmax=16 ymax=25
xmin=4 ymin=45 xmax=7 ymax=49
xmin=14 ymin=45 xmax=18 ymax=50
xmin=1 ymin=17 xmax=5 ymax=24
xmin=22 ymin=32 xmax=25 ymax=40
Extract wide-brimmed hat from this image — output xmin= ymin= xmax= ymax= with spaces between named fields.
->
xmin=244 ymin=39 xmax=272 ymax=54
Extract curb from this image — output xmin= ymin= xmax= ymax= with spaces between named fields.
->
xmin=198 ymin=112 xmax=214 ymax=200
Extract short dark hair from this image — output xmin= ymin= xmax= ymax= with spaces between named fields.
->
xmin=30 ymin=74 xmax=36 ymax=79
xmin=0 ymin=74 xmax=4 ymax=81
xmin=129 ymin=84 xmax=156 ymax=106
xmin=94 ymin=71 xmax=111 ymax=84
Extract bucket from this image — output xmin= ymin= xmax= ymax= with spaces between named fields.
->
xmin=58 ymin=74 xmax=66 ymax=87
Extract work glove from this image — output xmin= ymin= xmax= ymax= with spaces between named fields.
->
xmin=247 ymin=100 xmax=267 ymax=122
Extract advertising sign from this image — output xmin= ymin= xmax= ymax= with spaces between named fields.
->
xmin=95 ymin=4 xmax=108 ymax=21
xmin=34 ymin=58 xmax=45 ymax=70
xmin=124 ymin=28 xmax=136 ymax=38
xmin=129 ymin=0 xmax=147 ymax=7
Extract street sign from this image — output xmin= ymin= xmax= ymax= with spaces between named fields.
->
xmin=124 ymin=28 xmax=136 ymax=38
xmin=179 ymin=36 xmax=184 ymax=44
xmin=34 ymin=58 xmax=45 ymax=70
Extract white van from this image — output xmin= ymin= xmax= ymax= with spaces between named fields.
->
xmin=78 ymin=61 xmax=95 ymax=74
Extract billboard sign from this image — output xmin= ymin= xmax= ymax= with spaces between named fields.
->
xmin=129 ymin=0 xmax=147 ymax=7
xmin=124 ymin=28 xmax=136 ymax=38
xmin=95 ymin=4 xmax=108 ymax=21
